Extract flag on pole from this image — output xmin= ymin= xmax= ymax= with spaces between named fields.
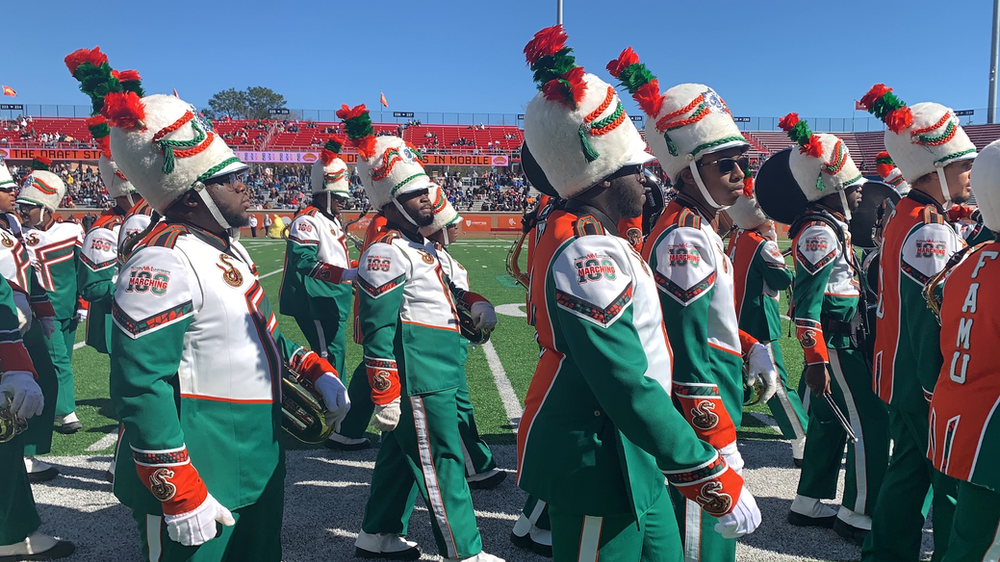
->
xmin=173 ymin=88 xmax=179 ymax=98
xmin=380 ymin=92 xmax=388 ymax=107
xmin=1 ymin=86 xmax=15 ymax=97
xmin=854 ymin=100 xmax=865 ymax=111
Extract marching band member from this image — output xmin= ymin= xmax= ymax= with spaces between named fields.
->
xmin=17 ymin=156 xmax=85 ymax=435
xmin=96 ymin=56 xmax=349 ymax=560
xmin=0 ymin=276 xmax=74 ymax=560
xmin=727 ymin=191 xmax=808 ymax=465
xmin=858 ymin=85 xmax=991 ymax=561
xmin=517 ymin=29 xmax=760 ymax=561
xmin=773 ymin=115 xmax=889 ymax=544
xmin=613 ymin=46 xmax=773 ymax=561
xmin=340 ymin=104 xmax=502 ymax=561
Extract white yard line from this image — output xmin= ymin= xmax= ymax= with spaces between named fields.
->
xmin=85 ymin=428 xmax=119 ymax=452
xmin=260 ymin=267 xmax=284 ymax=279
xmin=482 ymin=341 xmax=523 ymax=431
xmin=74 ymin=341 xmax=85 ymax=350
xmin=749 ymin=412 xmax=781 ymax=434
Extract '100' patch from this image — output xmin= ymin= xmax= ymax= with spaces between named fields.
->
xmin=366 ymin=255 xmax=392 ymax=272
xmin=574 ymin=253 xmax=616 ymax=283
xmin=125 ymin=265 xmax=170 ymax=296
xmin=667 ymin=244 xmax=701 ymax=267
xmin=915 ymin=239 xmax=947 ymax=259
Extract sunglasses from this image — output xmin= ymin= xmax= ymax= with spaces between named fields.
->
xmin=606 ymin=164 xmax=647 ymax=181
xmin=700 ymin=156 xmax=750 ymax=175
xmin=16 ymin=203 xmax=41 ymax=213
xmin=204 ymin=171 xmax=250 ymax=190
xmin=0 ymin=186 xmax=16 ymax=194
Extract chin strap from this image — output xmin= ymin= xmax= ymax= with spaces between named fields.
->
xmin=935 ymin=165 xmax=953 ymax=210
xmin=839 ymin=189 xmax=852 ymax=222
xmin=442 ymin=228 xmax=451 ymax=247
xmin=687 ymin=156 xmax=728 ymax=211
xmin=194 ymin=185 xmax=232 ymax=231
xmin=391 ymin=198 xmax=420 ymax=227
xmin=126 ymin=193 xmax=135 ymax=207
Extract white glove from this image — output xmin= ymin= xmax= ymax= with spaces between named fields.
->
xmin=372 ymin=397 xmax=401 ymax=432
xmin=12 ymin=291 xmax=31 ymax=335
xmin=746 ymin=343 xmax=779 ymax=404
xmin=340 ymin=268 xmax=358 ymax=284
xmin=469 ymin=301 xmax=498 ymax=331
xmin=314 ymin=372 xmax=351 ymax=431
xmin=73 ymin=308 xmax=88 ymax=323
xmin=715 ymin=486 xmax=761 ymax=539
xmin=164 ymin=493 xmax=235 ymax=547
xmin=0 ymin=371 xmax=44 ymax=419
xmin=37 ymin=317 xmax=56 ymax=338
xmin=718 ymin=442 xmax=745 ymax=475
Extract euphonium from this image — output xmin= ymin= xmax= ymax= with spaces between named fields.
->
xmin=280 ymin=364 xmax=334 ymax=444
xmin=342 ymin=210 xmax=369 ymax=251
xmin=505 ymin=230 xmax=530 ymax=291
xmin=0 ymin=394 xmax=27 ymax=444
xmin=742 ymin=363 xmax=764 ymax=406
xmin=924 ymin=242 xmax=988 ymax=324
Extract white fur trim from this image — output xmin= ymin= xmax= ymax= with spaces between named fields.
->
xmin=788 ymin=133 xmax=863 ymax=203
xmin=356 ymin=136 xmax=433 ymax=210
xmin=727 ymin=192 xmax=768 ymax=229
xmin=884 ymin=102 xmax=977 ymax=184
xmin=17 ymin=170 xmax=65 ymax=211
xmin=0 ymin=157 xmax=13 ymax=187
xmin=644 ymin=84 xmax=748 ymax=183
xmin=972 ymin=138 xmax=1000 ymax=231
xmin=310 ymin=157 xmax=351 ymax=196
xmin=109 ymin=94 xmax=244 ymax=214
xmin=524 ymin=73 xmax=650 ymax=198
xmin=97 ymin=155 xmax=136 ymax=198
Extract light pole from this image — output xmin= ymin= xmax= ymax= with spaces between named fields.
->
xmin=557 ymin=0 xmax=563 ymax=25
xmin=990 ymin=0 xmax=999 ymax=123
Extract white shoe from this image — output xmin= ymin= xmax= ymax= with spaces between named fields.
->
xmin=0 ymin=531 xmax=75 ymax=558
xmin=324 ymin=432 xmax=371 ymax=451
xmin=54 ymin=412 xmax=81 ymax=434
xmin=790 ymin=495 xmax=837 ymax=518
xmin=454 ymin=554 xmax=506 ymax=562
xmin=510 ymin=514 xmax=552 ymax=556
xmin=355 ymin=531 xmax=419 ymax=560
xmin=23 ymin=456 xmax=59 ymax=482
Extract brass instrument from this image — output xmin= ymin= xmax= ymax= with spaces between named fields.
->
xmin=924 ymin=242 xmax=988 ymax=323
xmin=280 ymin=364 xmax=334 ymax=444
xmin=451 ymin=287 xmax=492 ymax=345
xmin=742 ymin=363 xmax=764 ymax=406
xmin=0 ymin=394 xmax=27 ymax=444
xmin=505 ymin=230 xmax=530 ymax=291
xmin=342 ymin=210 xmax=369 ymax=251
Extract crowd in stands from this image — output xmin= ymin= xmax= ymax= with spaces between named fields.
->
xmin=0 ymin=116 xmax=97 ymax=148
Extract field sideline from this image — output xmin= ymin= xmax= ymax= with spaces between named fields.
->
xmin=24 ymin=237 xmax=932 ymax=561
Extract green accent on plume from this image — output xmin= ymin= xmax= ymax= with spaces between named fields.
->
xmin=617 ymin=63 xmax=655 ymax=94
xmin=787 ymin=121 xmax=812 ymax=145
xmin=578 ymin=125 xmax=600 ymax=163
xmin=868 ymin=91 xmax=906 ymax=121
xmin=88 ymin=121 xmax=110 ymax=138
xmin=323 ymin=139 xmax=342 ymax=154
xmin=531 ymin=47 xmax=577 ymax=89
xmin=343 ymin=112 xmax=374 ymax=141
xmin=875 ymin=154 xmax=893 ymax=165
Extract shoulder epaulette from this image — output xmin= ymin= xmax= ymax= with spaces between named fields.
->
xmin=676 ymin=208 xmax=702 ymax=229
xmin=372 ymin=229 xmax=401 ymax=245
xmin=302 ymin=207 xmax=318 ymax=218
xmin=90 ymin=214 xmax=123 ymax=232
xmin=573 ymin=215 xmax=605 ymax=238
xmin=147 ymin=224 xmax=188 ymax=249
xmin=922 ymin=206 xmax=946 ymax=225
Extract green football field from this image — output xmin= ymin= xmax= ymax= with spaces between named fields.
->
xmin=53 ymin=236 xmax=801 ymax=457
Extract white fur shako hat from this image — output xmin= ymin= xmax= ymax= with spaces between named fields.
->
xmin=970 ymin=138 xmax=1000 ymax=231
xmin=522 ymin=26 xmax=652 ymax=199
xmin=605 ymin=47 xmax=748 ymax=209
xmin=778 ymin=113 xmax=863 ymax=218
xmin=338 ymin=104 xmax=435 ymax=216
xmin=311 ymin=135 xmax=351 ymax=196
xmin=860 ymin=84 xmax=976 ymax=206
xmin=17 ymin=157 xmax=65 ymax=211
xmin=0 ymin=155 xmax=14 ymax=189
xmin=418 ymin=185 xmax=461 ymax=238
xmin=875 ymin=151 xmax=910 ymax=195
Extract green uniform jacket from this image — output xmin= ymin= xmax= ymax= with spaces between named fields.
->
xmin=729 ymin=228 xmax=792 ymax=342
xmin=23 ymin=220 xmax=84 ymax=321
xmin=79 ymin=211 xmax=123 ymax=354
xmin=279 ymin=206 xmax=353 ymax=320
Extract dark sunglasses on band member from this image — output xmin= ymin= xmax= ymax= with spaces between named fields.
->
xmin=699 ymin=156 xmax=751 ymax=175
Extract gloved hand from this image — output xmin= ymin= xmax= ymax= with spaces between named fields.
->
xmin=340 ymin=268 xmax=358 ymax=284
xmin=37 ymin=317 xmax=56 ymax=339
xmin=745 ymin=343 xmax=779 ymax=404
xmin=164 ymin=493 xmax=235 ymax=547
xmin=12 ymin=290 xmax=31 ymax=335
xmin=0 ymin=371 xmax=44 ymax=419
xmin=715 ymin=486 xmax=761 ymax=539
xmin=760 ymin=220 xmax=778 ymax=241
xmin=718 ymin=442 xmax=745 ymax=475
xmin=73 ymin=308 xmax=88 ymax=323
xmin=314 ymin=372 xmax=350 ymax=431
xmin=372 ymin=397 xmax=401 ymax=432
xmin=469 ymin=301 xmax=497 ymax=331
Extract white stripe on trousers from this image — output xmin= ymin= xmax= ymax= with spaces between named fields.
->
xmin=313 ymin=319 xmax=328 ymax=358
xmin=459 ymin=433 xmax=476 ymax=477
xmin=829 ymin=349 xmax=868 ymax=514
xmin=766 ymin=342 xmax=806 ymax=440
xmin=684 ymin=499 xmax=701 ymax=562
xmin=410 ymin=396 xmax=458 ymax=558
xmin=577 ymin=516 xmax=602 ymax=562
xmin=146 ymin=515 xmax=162 ymax=562
xmin=528 ymin=499 xmax=547 ymax=525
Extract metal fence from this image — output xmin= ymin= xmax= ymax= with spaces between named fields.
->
xmin=0 ymin=103 xmax=993 ymax=131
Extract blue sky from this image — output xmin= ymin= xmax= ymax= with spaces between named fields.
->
xmin=1 ymin=0 xmax=995 ymax=121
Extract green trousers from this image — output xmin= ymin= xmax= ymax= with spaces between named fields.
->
xmin=861 ymin=405 xmax=957 ymax=562
xmin=520 ymin=496 xmax=551 ymax=531
xmin=294 ymin=311 xmax=348 ymax=379
xmin=796 ymin=347 xmax=890 ymax=517
xmin=338 ymin=360 xmax=375 ymax=439
xmin=669 ymin=485 xmax=735 ymax=562
xmin=21 ymin=323 xmax=58 ymax=456
xmin=764 ymin=341 xmax=808 ymax=441
xmin=361 ymin=389 xmax=483 ymax=559
xmin=941 ymin=481 xmax=1000 ymax=562
xmin=550 ymin=487 xmax=681 ymax=562
xmin=0 ymin=434 xmax=41 ymax=545
xmin=48 ymin=318 xmax=78 ymax=417
xmin=131 ymin=463 xmax=285 ymax=562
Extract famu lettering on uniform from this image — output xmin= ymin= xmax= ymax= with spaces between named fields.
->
xmin=950 ymin=251 xmax=999 ymax=384
xmin=667 ymin=244 xmax=701 ymax=267
xmin=915 ymin=239 xmax=947 ymax=259
xmin=573 ymin=253 xmax=616 ymax=283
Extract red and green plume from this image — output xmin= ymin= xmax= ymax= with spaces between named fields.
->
xmin=778 ymin=113 xmax=824 ymax=158
xmin=524 ymin=25 xmax=587 ymax=108
xmin=65 ymin=47 xmax=145 ymax=119
xmin=336 ymin=104 xmax=376 ymax=160
xmin=859 ymin=84 xmax=913 ymax=134
xmin=85 ymin=115 xmax=112 ymax=158
xmin=31 ymin=156 xmax=52 ymax=171
xmin=606 ymin=47 xmax=664 ymax=118
xmin=321 ymin=134 xmax=347 ymax=165
xmin=875 ymin=151 xmax=895 ymax=178
xmin=101 ymin=91 xmax=146 ymax=131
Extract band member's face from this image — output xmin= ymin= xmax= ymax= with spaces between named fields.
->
xmin=397 ymin=189 xmax=433 ymax=227
xmin=0 ymin=188 xmax=16 ymax=214
xmin=846 ymin=184 xmax=864 ymax=212
xmin=945 ymin=159 xmax=974 ymax=204
xmin=17 ymin=203 xmax=43 ymax=226
xmin=696 ymin=147 xmax=748 ymax=208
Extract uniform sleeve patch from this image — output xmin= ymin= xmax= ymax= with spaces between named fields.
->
xmin=551 ymin=237 xmax=634 ymax=328
xmin=556 ymin=284 xmax=633 ymax=327
xmin=289 ymin=216 xmax=320 ymax=245
xmin=113 ymin=248 xmax=194 ymax=339
xmin=357 ymin=243 xmax=408 ymax=299
xmin=795 ymin=225 xmax=839 ymax=275
xmin=112 ymin=300 xmax=194 ymax=338
xmin=652 ymin=227 xmax=717 ymax=305
xmin=760 ymin=240 xmax=787 ymax=269
xmin=81 ymin=230 xmax=118 ymax=271
xmin=901 ymin=223 xmax=962 ymax=285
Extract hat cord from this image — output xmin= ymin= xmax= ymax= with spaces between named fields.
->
xmin=688 ymin=158 xmax=728 ymax=210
